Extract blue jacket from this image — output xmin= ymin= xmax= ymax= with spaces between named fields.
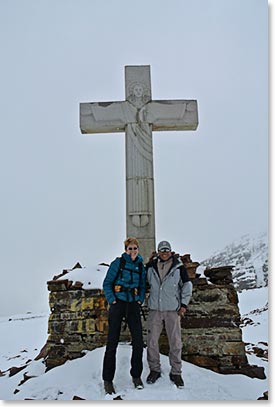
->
xmin=103 ymin=252 xmax=146 ymax=305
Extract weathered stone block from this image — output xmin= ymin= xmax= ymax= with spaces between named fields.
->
xmin=192 ymin=278 xmax=208 ymax=286
xmin=183 ymin=355 xmax=220 ymax=368
xmin=94 ymin=316 xmax=108 ymax=333
xmin=191 ymin=285 xmax=237 ymax=305
xmin=182 ymin=328 xmax=242 ymax=342
xmin=47 ymin=279 xmax=72 ymax=292
xmin=65 ymin=319 xmax=96 ymax=334
xmin=222 ymin=341 xmax=246 ymax=356
xmin=47 ymin=333 xmax=82 ymax=344
xmin=48 ymin=320 xmax=65 ymax=335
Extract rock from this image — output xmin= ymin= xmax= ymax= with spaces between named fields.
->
xmin=34 ymin=343 xmax=48 ymax=360
xmin=72 ymin=262 xmax=82 ymax=269
xmin=72 ymin=281 xmax=83 ymax=289
xmin=180 ymin=254 xmax=200 ymax=279
xmin=9 ymin=365 xmax=27 ymax=377
xmin=257 ymin=391 xmax=268 ymax=400
xmin=52 ymin=269 xmax=69 ymax=281
xmin=18 ymin=373 xmax=35 ymax=386
xmin=204 ymin=266 xmax=234 ymax=284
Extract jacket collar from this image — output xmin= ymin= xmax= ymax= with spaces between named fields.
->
xmin=148 ymin=254 xmax=182 ymax=272
xmin=122 ymin=252 xmax=143 ymax=263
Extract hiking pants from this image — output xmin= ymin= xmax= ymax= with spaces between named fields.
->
xmin=102 ymin=299 xmax=144 ymax=381
xmin=147 ymin=310 xmax=182 ymax=375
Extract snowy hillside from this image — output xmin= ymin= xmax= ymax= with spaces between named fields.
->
xmin=0 ymin=288 xmax=268 ymax=401
xmin=201 ymin=232 xmax=268 ymax=291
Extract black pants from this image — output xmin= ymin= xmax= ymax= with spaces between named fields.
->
xmin=102 ymin=300 xmax=144 ymax=382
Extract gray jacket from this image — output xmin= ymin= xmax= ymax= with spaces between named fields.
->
xmin=146 ymin=255 xmax=192 ymax=311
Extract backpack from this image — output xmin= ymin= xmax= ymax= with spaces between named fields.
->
xmin=113 ymin=256 xmax=146 ymax=326
xmin=114 ymin=256 xmax=143 ymax=286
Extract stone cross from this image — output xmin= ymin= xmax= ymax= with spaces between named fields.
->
xmin=80 ymin=65 xmax=198 ymax=262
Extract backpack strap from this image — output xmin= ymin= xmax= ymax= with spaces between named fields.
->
xmin=118 ymin=256 xmax=126 ymax=280
xmin=138 ymin=261 xmax=143 ymax=288
xmin=111 ymin=256 xmax=125 ymax=286
xmin=179 ymin=264 xmax=190 ymax=283
xmin=113 ymin=256 xmax=143 ymax=295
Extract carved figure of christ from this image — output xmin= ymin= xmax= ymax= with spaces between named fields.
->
xmin=80 ymin=65 xmax=198 ymax=261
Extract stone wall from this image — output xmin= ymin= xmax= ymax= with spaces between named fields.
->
xmin=45 ymin=260 xmax=265 ymax=379
xmin=159 ymin=264 xmax=264 ymax=378
xmin=46 ymin=265 xmax=108 ymax=370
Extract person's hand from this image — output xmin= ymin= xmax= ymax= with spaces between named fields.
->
xmin=112 ymin=300 xmax=117 ymax=305
xmin=178 ymin=307 xmax=186 ymax=317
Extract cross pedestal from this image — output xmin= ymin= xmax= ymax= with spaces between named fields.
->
xmin=80 ymin=65 xmax=198 ymax=262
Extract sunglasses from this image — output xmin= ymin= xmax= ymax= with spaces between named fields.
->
xmin=159 ymin=248 xmax=171 ymax=253
xmin=127 ymin=247 xmax=138 ymax=251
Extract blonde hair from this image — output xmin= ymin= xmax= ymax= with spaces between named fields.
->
xmin=124 ymin=237 xmax=139 ymax=250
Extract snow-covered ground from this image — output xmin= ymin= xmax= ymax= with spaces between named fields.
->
xmin=0 ymin=287 xmax=268 ymax=401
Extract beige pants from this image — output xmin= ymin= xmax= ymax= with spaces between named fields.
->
xmin=146 ymin=310 xmax=182 ymax=375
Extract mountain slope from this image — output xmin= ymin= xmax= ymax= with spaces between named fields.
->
xmin=200 ymin=232 xmax=268 ymax=291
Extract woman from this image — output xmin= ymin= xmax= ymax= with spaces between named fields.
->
xmin=102 ymin=237 xmax=146 ymax=395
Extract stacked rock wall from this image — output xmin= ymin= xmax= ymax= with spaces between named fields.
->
xmin=158 ymin=264 xmax=257 ymax=376
xmin=46 ymin=272 xmax=108 ymax=370
xmin=45 ymin=260 xmax=265 ymax=379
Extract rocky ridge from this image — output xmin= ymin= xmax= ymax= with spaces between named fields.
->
xmin=200 ymin=232 xmax=268 ymax=292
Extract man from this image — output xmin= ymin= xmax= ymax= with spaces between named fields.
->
xmin=145 ymin=240 xmax=192 ymax=388
xmin=102 ymin=237 xmax=146 ymax=395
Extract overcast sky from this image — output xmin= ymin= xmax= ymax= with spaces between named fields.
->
xmin=0 ymin=0 xmax=268 ymax=316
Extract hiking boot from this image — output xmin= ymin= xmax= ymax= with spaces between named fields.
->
xmin=104 ymin=381 xmax=116 ymax=395
xmin=146 ymin=370 xmax=161 ymax=384
xmin=132 ymin=377 xmax=144 ymax=389
xmin=169 ymin=373 xmax=184 ymax=388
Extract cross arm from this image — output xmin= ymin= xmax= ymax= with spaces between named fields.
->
xmin=80 ymin=101 xmax=136 ymax=134
xmin=144 ymin=100 xmax=198 ymax=131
